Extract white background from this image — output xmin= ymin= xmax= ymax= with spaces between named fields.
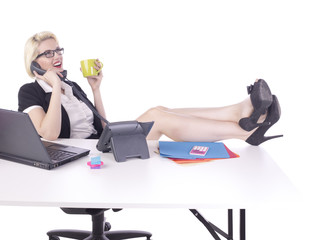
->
xmin=1 ymin=0 xmax=320 ymax=239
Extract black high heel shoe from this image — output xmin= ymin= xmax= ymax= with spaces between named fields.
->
xmin=246 ymin=95 xmax=283 ymax=146
xmin=239 ymin=79 xmax=273 ymax=131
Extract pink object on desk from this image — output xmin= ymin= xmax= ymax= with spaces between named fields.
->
xmin=87 ymin=161 xmax=104 ymax=169
xmin=87 ymin=156 xmax=104 ymax=169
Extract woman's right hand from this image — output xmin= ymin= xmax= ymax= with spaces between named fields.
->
xmin=33 ymin=68 xmax=63 ymax=88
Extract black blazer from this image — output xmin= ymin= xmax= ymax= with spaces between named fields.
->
xmin=18 ymin=81 xmax=103 ymax=139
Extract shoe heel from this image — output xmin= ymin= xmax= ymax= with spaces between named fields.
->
xmin=262 ymin=134 xmax=284 ymax=143
xmin=246 ymin=134 xmax=283 ymax=146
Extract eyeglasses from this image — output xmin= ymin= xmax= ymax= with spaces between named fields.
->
xmin=36 ymin=48 xmax=64 ymax=59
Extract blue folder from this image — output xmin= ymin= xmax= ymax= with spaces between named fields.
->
xmin=159 ymin=141 xmax=230 ymax=159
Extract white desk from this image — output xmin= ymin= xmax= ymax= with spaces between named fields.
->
xmin=0 ymin=139 xmax=298 ymax=209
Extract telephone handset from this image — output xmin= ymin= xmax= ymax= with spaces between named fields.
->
xmin=30 ymin=61 xmax=67 ymax=81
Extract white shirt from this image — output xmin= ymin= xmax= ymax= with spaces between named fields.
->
xmin=24 ymin=79 xmax=97 ymax=138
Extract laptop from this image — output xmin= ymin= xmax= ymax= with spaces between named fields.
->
xmin=0 ymin=108 xmax=90 ymax=170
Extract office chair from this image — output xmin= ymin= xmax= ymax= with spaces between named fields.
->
xmin=47 ymin=208 xmax=152 ymax=240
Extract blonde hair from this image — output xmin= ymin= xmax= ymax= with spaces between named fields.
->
xmin=24 ymin=31 xmax=59 ymax=78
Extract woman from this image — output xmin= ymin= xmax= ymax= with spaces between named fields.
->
xmin=19 ymin=31 xmax=106 ymax=140
xmin=19 ymin=31 xmax=282 ymax=145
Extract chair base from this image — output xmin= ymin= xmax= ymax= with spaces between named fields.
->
xmin=47 ymin=229 xmax=152 ymax=240
xmin=47 ymin=208 xmax=152 ymax=240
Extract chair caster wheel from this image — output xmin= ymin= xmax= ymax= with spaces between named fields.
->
xmin=104 ymin=222 xmax=111 ymax=231
xmin=49 ymin=236 xmax=60 ymax=240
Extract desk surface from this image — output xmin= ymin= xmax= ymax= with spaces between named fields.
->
xmin=0 ymin=139 xmax=298 ymax=208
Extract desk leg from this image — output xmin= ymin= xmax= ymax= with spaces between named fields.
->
xmin=240 ymin=209 xmax=245 ymax=240
xmin=228 ymin=209 xmax=233 ymax=239
xmin=190 ymin=209 xmax=246 ymax=240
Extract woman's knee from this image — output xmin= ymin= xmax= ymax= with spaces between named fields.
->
xmin=137 ymin=106 xmax=171 ymax=124
xmin=145 ymin=106 xmax=168 ymax=116
xmin=138 ymin=106 xmax=163 ymax=121
xmin=154 ymin=105 xmax=169 ymax=111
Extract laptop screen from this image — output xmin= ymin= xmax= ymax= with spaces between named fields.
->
xmin=0 ymin=109 xmax=52 ymax=163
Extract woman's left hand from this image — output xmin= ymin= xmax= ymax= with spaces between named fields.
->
xmin=86 ymin=59 xmax=103 ymax=92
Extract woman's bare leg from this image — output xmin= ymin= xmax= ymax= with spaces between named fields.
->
xmin=154 ymin=97 xmax=253 ymax=123
xmin=161 ymin=79 xmax=263 ymax=123
xmin=136 ymin=106 xmax=254 ymax=141
xmin=137 ymin=79 xmax=271 ymax=141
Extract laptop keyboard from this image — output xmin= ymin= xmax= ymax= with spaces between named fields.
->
xmin=46 ymin=148 xmax=75 ymax=161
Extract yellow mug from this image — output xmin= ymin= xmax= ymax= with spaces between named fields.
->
xmin=80 ymin=59 xmax=103 ymax=77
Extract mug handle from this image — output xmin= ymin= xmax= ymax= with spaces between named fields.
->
xmin=96 ymin=60 xmax=103 ymax=74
